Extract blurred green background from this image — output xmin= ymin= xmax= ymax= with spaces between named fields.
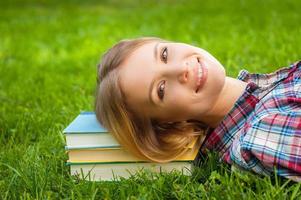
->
xmin=1 ymin=0 xmax=301 ymax=199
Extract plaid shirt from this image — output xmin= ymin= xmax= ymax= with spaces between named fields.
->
xmin=202 ymin=60 xmax=301 ymax=182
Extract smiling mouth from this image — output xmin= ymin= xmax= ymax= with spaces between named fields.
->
xmin=195 ymin=58 xmax=203 ymax=93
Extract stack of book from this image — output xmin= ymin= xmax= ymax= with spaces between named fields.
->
xmin=63 ymin=111 xmax=203 ymax=181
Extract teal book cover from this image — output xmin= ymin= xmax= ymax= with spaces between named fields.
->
xmin=63 ymin=111 xmax=107 ymax=134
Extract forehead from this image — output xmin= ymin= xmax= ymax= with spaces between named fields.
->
xmin=118 ymin=41 xmax=157 ymax=115
xmin=126 ymin=41 xmax=157 ymax=64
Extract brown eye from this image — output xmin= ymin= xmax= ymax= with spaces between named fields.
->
xmin=157 ymin=80 xmax=165 ymax=100
xmin=161 ymin=47 xmax=168 ymax=63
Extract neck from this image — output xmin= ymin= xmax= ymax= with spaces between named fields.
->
xmin=198 ymin=76 xmax=248 ymax=128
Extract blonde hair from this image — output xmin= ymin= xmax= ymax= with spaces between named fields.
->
xmin=95 ymin=36 xmax=208 ymax=163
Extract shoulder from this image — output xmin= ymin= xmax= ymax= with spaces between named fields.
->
xmin=239 ymin=112 xmax=301 ymax=167
xmin=242 ymin=112 xmax=301 ymax=148
xmin=226 ymin=111 xmax=301 ymax=171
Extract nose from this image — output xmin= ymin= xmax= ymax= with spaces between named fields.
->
xmin=177 ymin=62 xmax=189 ymax=84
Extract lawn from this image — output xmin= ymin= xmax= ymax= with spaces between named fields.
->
xmin=1 ymin=0 xmax=301 ymax=199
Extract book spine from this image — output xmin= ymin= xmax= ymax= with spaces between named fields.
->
xmin=66 ymin=160 xmax=192 ymax=166
xmin=65 ymin=145 xmax=121 ymax=150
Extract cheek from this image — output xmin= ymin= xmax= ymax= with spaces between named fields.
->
xmin=166 ymin=89 xmax=191 ymax=112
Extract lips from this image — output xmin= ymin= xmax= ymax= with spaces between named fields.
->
xmin=195 ymin=58 xmax=207 ymax=93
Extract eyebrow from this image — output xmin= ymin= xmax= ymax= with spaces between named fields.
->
xmin=149 ymin=42 xmax=160 ymax=106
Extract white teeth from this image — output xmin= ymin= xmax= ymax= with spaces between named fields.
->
xmin=197 ymin=65 xmax=202 ymax=83
xmin=196 ymin=58 xmax=203 ymax=89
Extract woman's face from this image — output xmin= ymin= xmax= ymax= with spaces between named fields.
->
xmin=118 ymin=40 xmax=226 ymax=123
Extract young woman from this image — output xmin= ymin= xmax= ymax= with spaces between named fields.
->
xmin=95 ymin=37 xmax=301 ymax=182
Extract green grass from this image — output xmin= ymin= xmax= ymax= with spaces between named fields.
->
xmin=1 ymin=0 xmax=301 ymax=199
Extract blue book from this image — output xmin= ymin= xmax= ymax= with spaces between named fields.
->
xmin=63 ymin=111 xmax=120 ymax=149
